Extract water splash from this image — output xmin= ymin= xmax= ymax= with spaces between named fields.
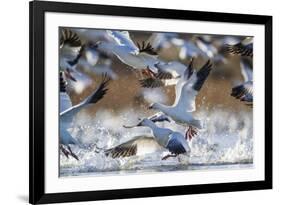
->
xmin=60 ymin=108 xmax=253 ymax=177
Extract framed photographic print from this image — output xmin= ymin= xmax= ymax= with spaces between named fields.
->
xmin=29 ymin=0 xmax=272 ymax=204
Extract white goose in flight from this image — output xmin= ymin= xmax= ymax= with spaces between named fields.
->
xmin=60 ymin=29 xmax=113 ymax=86
xmin=171 ymin=38 xmax=206 ymax=60
xmin=148 ymin=32 xmax=178 ymax=51
xmin=231 ymin=58 xmax=253 ymax=106
xmin=60 ymin=75 xmax=110 ymax=160
xmin=195 ymin=35 xmax=228 ymax=64
xmin=139 ymin=60 xmax=189 ymax=88
xmin=148 ymin=59 xmax=213 ymax=140
xmin=77 ymin=45 xmax=118 ymax=80
xmin=227 ymin=37 xmax=253 ymax=57
xmin=59 ymin=28 xmax=83 ymax=82
xmin=95 ymin=30 xmax=160 ymax=76
xmin=65 ymin=41 xmax=118 ymax=95
xmin=106 ymin=114 xmax=190 ymax=160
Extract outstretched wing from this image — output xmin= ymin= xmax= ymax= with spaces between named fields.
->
xmin=193 ymin=60 xmax=212 ymax=91
xmin=231 ymin=81 xmax=253 ymax=106
xmin=107 ymin=30 xmax=139 ymax=55
xmin=166 ymin=132 xmax=190 ymax=154
xmin=136 ymin=41 xmax=158 ymax=56
xmin=60 ymin=75 xmax=110 ymax=116
xmin=227 ymin=37 xmax=253 ymax=57
xmin=173 ymin=60 xmax=212 ymax=112
xmin=139 ymin=78 xmax=165 ymax=88
xmin=171 ymin=59 xmax=195 ymax=105
xmin=148 ymin=113 xmax=171 ymax=123
xmin=105 ymin=135 xmax=161 ymax=158
xmin=155 ymin=71 xmax=174 ymax=80
xmin=83 ymin=74 xmax=110 ymax=105
xmin=60 ymin=29 xmax=81 ymax=48
xmin=154 ymin=61 xmax=188 ymax=80
xmin=182 ymin=58 xmax=195 ymax=81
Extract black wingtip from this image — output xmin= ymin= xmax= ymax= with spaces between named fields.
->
xmin=85 ymin=74 xmax=110 ymax=105
xmin=231 ymin=84 xmax=252 ymax=100
xmin=193 ymin=59 xmax=212 ymax=91
xmin=231 ymin=84 xmax=245 ymax=98
xmin=188 ymin=57 xmax=195 ymax=77
xmin=59 ymin=71 xmax=67 ymax=92
xmin=155 ymin=72 xmax=173 ymax=80
xmin=60 ymin=29 xmax=82 ymax=48
xmin=139 ymin=78 xmax=164 ymax=88
xmin=137 ymin=41 xmax=158 ymax=55
xmin=231 ymin=84 xmax=253 ymax=105
xmin=226 ymin=43 xmax=253 ymax=57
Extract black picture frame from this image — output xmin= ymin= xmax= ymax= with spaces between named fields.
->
xmin=29 ymin=1 xmax=272 ymax=204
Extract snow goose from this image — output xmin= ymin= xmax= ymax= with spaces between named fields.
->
xmin=60 ymin=30 xmax=111 ymax=85
xmin=76 ymin=44 xmax=118 ymax=80
xmin=60 ymin=75 xmax=110 ymax=160
xmin=139 ymin=60 xmax=190 ymax=88
xmin=170 ymin=38 xmax=206 ymax=60
xmin=227 ymin=37 xmax=253 ymax=57
xmin=95 ymin=30 xmax=160 ymax=76
xmin=59 ymin=28 xmax=83 ymax=82
xmin=148 ymin=32 xmax=178 ymax=51
xmin=148 ymin=59 xmax=213 ymax=140
xmin=195 ymin=35 xmax=227 ymax=64
xmin=106 ymin=114 xmax=190 ymax=160
xmin=231 ymin=59 xmax=253 ymax=106
xmin=64 ymin=42 xmax=116 ymax=94
xmin=195 ymin=36 xmax=218 ymax=59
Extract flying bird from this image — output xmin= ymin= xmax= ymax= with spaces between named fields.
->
xmin=194 ymin=35 xmax=228 ymax=64
xmin=231 ymin=59 xmax=253 ymax=106
xmin=60 ymin=30 xmax=113 ymax=85
xmin=148 ymin=59 xmax=213 ymax=140
xmin=106 ymin=114 xmax=190 ymax=160
xmin=148 ymin=32 xmax=179 ymax=51
xmin=60 ymin=75 xmax=110 ymax=160
xmin=95 ymin=30 xmax=160 ymax=77
xmin=139 ymin=60 xmax=189 ymax=88
xmin=59 ymin=28 xmax=83 ymax=82
xmin=227 ymin=37 xmax=253 ymax=57
xmin=77 ymin=45 xmax=118 ymax=80
xmin=171 ymin=37 xmax=206 ymax=60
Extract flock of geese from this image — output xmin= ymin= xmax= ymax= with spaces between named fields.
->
xmin=59 ymin=29 xmax=253 ymax=161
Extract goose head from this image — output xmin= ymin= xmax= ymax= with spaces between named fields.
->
xmin=123 ymin=115 xmax=170 ymax=128
xmin=123 ymin=118 xmax=149 ymax=128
